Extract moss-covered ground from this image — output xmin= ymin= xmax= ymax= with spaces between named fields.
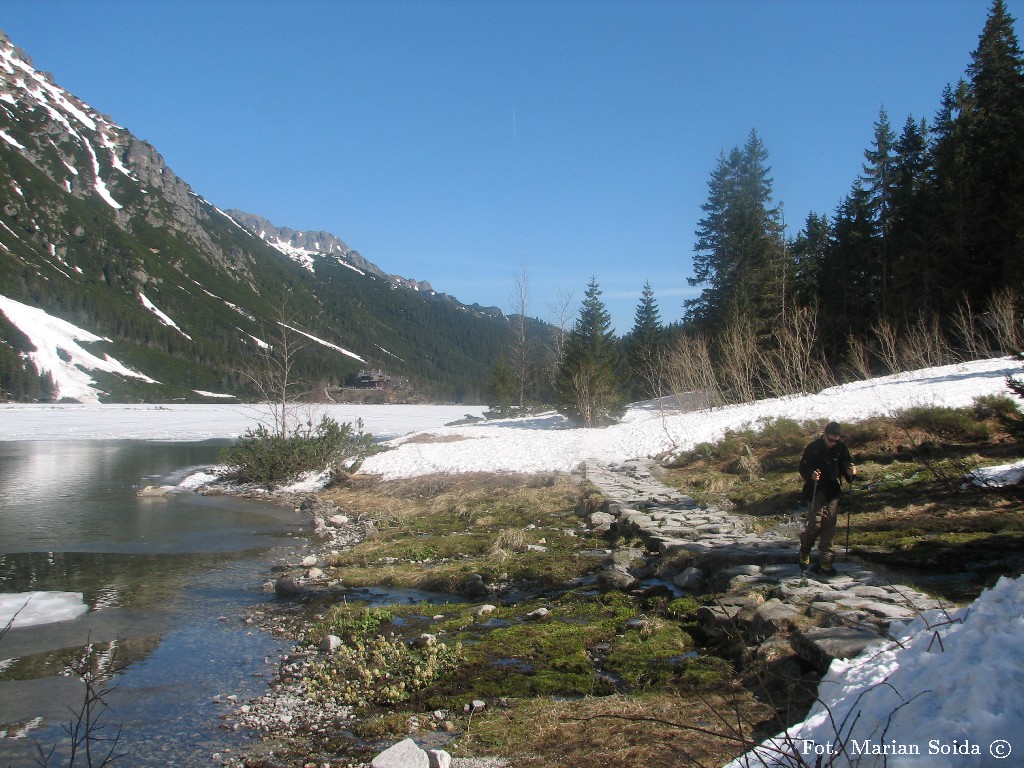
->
xmin=246 ymin=397 xmax=1024 ymax=766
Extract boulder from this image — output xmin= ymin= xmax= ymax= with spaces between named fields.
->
xmin=319 ymin=634 xmax=343 ymax=653
xmin=274 ymin=576 xmax=302 ymax=597
xmin=462 ymin=573 xmax=489 ymax=598
xmin=371 ymin=738 xmax=429 ymax=768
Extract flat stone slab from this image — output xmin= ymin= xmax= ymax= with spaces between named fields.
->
xmin=790 ymin=626 xmax=884 ymax=673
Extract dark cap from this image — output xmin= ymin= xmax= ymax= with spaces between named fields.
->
xmin=825 ymin=421 xmax=841 ymax=436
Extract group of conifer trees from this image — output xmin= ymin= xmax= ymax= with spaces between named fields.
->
xmin=503 ymin=0 xmax=1024 ymax=426
xmin=689 ymin=0 xmax=1024 ymax=364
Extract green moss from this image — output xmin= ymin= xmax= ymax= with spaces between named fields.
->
xmin=604 ymin=620 xmax=694 ymax=687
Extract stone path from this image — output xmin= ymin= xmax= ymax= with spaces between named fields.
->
xmin=583 ymin=459 xmax=948 ymax=673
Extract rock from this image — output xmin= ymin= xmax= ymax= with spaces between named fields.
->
xmin=790 ymin=626 xmax=883 ymax=674
xmin=588 ymin=511 xmax=616 ymax=532
xmin=526 ymin=607 xmax=551 ymax=621
xmin=327 ymin=513 xmax=350 ymax=527
xmin=274 ymin=576 xmax=302 ymax=597
xmin=462 ymin=573 xmax=489 ymax=598
xmin=474 ymin=604 xmax=497 ymax=617
xmin=318 ymin=635 xmax=343 ymax=653
xmin=673 ymin=566 xmax=706 ymax=592
xmin=137 ymin=485 xmax=173 ymax=497
xmin=371 ymin=738 xmax=429 ymax=768
xmin=427 ymin=750 xmax=452 ymax=768
xmin=300 ymin=555 xmax=318 ymax=568
xmin=597 ymin=565 xmax=638 ymax=591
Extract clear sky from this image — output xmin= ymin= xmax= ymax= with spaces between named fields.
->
xmin=3 ymin=1 xmax=1021 ymax=333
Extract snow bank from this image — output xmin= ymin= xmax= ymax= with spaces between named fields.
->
xmin=359 ymin=357 xmax=1021 ymax=479
xmin=727 ymin=575 xmax=1024 ymax=767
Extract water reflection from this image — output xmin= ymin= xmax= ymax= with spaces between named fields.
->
xmin=0 ymin=440 xmax=300 ymax=552
xmin=0 ymin=440 xmax=304 ymax=766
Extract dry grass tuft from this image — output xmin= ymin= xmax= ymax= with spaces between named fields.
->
xmin=460 ymin=691 xmax=777 ymax=768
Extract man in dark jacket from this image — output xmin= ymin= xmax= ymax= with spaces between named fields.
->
xmin=798 ymin=421 xmax=856 ymax=575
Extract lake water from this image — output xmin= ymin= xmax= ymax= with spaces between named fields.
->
xmin=0 ymin=440 xmax=312 ymax=766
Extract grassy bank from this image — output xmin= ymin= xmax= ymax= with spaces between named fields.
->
xmin=660 ymin=396 xmax=1024 ymax=602
xmin=240 ymin=398 xmax=1024 ymax=767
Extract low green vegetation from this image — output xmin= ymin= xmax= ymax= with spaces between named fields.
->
xmin=217 ymin=416 xmax=375 ymax=486
xmin=261 ymin=473 xmax=774 ymax=767
xmin=254 ymin=398 xmax=1024 ymax=766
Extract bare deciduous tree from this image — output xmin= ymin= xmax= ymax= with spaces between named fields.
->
xmin=986 ymin=286 xmax=1021 ymax=354
xmin=509 ymin=261 xmax=532 ymax=408
xmin=759 ymin=305 xmax=833 ymax=396
xmin=871 ymin=316 xmax=902 ymax=375
xmin=543 ymin=288 xmax=575 ymax=396
xmin=242 ymin=300 xmax=314 ymax=439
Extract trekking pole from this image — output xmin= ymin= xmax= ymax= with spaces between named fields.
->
xmin=844 ymin=477 xmax=853 ymax=561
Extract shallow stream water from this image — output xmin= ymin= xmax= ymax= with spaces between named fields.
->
xmin=0 ymin=440 xmax=311 ymax=766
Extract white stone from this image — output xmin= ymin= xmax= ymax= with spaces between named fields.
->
xmin=371 ymin=738 xmax=429 ymax=768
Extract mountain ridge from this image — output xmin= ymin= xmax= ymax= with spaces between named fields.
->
xmin=0 ymin=27 xmax=526 ymax=404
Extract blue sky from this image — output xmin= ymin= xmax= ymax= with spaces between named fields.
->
xmin=3 ymin=1 xmax=1020 ymax=333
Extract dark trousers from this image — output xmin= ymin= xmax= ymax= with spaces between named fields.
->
xmin=800 ymin=491 xmax=839 ymax=569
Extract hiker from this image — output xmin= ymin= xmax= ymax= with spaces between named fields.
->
xmin=798 ymin=421 xmax=856 ymax=575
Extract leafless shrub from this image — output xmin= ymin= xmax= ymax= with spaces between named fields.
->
xmin=986 ymin=286 xmax=1022 ymax=355
xmin=899 ymin=311 xmax=956 ymax=370
xmin=759 ymin=306 xmax=834 ymax=396
xmin=872 ymin=317 xmax=902 ymax=375
xmin=845 ymin=333 xmax=875 ymax=380
xmin=664 ymin=331 xmax=723 ymax=411
xmin=33 ymin=641 xmax=126 ymax=768
xmin=718 ymin=315 xmax=760 ymax=403
xmin=951 ymin=296 xmax=993 ymax=361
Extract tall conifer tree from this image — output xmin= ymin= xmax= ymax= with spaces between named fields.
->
xmin=626 ymin=281 xmax=664 ymax=399
xmin=687 ymin=129 xmax=785 ymax=334
xmin=556 ymin=278 xmax=626 ymax=426
xmin=861 ymin=107 xmax=897 ymax=314
xmin=964 ymin=0 xmax=1024 ymax=293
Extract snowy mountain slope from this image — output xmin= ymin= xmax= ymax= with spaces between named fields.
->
xmin=0 ymin=29 xmax=520 ymax=403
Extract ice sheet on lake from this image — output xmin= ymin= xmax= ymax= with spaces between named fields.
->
xmin=0 ymin=591 xmax=88 ymax=628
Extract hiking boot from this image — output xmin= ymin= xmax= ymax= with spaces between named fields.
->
xmin=812 ymin=564 xmax=837 ymax=577
xmin=798 ymin=549 xmax=810 ymax=568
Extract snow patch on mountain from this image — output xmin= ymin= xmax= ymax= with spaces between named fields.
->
xmin=138 ymin=291 xmax=191 ymax=340
xmin=280 ymin=322 xmax=364 ymax=362
xmin=0 ymin=293 xmax=158 ymax=402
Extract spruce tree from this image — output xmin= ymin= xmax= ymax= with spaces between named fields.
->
xmin=820 ymin=184 xmax=878 ymax=355
xmin=790 ymin=212 xmax=832 ymax=311
xmin=964 ymin=0 xmax=1024 ymax=293
xmin=625 ymin=281 xmax=664 ymax=400
xmin=861 ymin=106 xmax=897 ymax=314
xmin=487 ymin=354 xmax=516 ymax=416
xmin=555 ymin=278 xmax=626 ymax=426
xmin=687 ymin=129 xmax=785 ymax=334
xmin=888 ymin=115 xmax=934 ymax=312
